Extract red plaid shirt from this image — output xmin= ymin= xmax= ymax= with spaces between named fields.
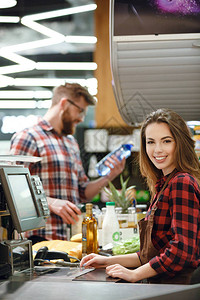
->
xmin=145 ymin=171 xmax=200 ymax=276
xmin=10 ymin=118 xmax=89 ymax=240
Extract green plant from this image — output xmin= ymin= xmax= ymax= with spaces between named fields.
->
xmin=104 ymin=174 xmax=135 ymax=214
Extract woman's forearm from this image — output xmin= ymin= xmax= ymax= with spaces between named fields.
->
xmin=106 ymin=253 xmax=141 ymax=268
xmin=131 ymin=263 xmax=158 ymax=282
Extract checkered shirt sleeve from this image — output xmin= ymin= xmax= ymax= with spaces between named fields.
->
xmin=148 ymin=173 xmax=200 ymax=277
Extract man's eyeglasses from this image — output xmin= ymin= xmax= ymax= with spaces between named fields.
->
xmin=67 ymin=99 xmax=86 ymax=117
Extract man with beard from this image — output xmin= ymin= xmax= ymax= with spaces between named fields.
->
xmin=10 ymin=83 xmax=125 ymax=243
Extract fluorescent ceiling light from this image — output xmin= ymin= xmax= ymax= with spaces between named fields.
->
xmin=0 ymin=50 xmax=35 ymax=65
xmin=0 ymin=0 xmax=17 ymax=9
xmin=21 ymin=19 xmax=64 ymax=38
xmin=12 ymin=77 xmax=97 ymax=87
xmin=65 ymin=36 xmax=97 ymax=44
xmin=0 ymin=100 xmax=36 ymax=109
xmin=0 ymin=64 xmax=35 ymax=75
xmin=13 ymin=78 xmax=77 ymax=87
xmin=0 ymin=91 xmax=52 ymax=99
xmin=0 ymin=75 xmax=14 ymax=87
xmin=2 ymin=37 xmax=64 ymax=53
xmin=0 ymin=100 xmax=51 ymax=109
xmin=0 ymin=35 xmax=95 ymax=54
xmin=0 ymin=16 xmax=20 ymax=23
xmin=0 ymin=76 xmax=98 ymax=96
xmin=2 ymin=78 xmax=98 ymax=96
xmin=23 ymin=4 xmax=97 ymax=21
xmin=36 ymin=62 xmax=97 ymax=71
xmin=21 ymin=4 xmax=97 ymax=38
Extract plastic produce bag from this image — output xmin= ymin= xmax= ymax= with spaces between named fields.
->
xmin=112 ymin=236 xmax=140 ymax=255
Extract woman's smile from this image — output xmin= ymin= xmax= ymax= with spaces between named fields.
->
xmin=145 ymin=122 xmax=176 ymax=176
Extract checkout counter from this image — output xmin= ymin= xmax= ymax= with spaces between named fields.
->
xmin=0 ymin=157 xmax=200 ymax=300
xmin=0 ymin=267 xmax=200 ymax=300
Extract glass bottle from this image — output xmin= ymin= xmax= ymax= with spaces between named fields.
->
xmin=82 ymin=203 xmax=98 ymax=257
xmin=115 ymin=207 xmax=125 ymax=228
xmin=128 ymin=206 xmax=137 ymax=228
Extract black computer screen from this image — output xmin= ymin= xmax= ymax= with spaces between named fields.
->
xmin=0 ymin=167 xmax=47 ymax=233
xmin=114 ymin=0 xmax=200 ymax=36
xmin=7 ymin=174 xmax=38 ymax=220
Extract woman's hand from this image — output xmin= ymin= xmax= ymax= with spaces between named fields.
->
xmin=106 ymin=264 xmax=136 ymax=282
xmin=80 ymin=253 xmax=109 ymax=269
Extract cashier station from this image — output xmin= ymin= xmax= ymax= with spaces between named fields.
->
xmin=0 ymin=160 xmax=199 ymax=300
xmin=1 ymin=0 xmax=200 ymax=297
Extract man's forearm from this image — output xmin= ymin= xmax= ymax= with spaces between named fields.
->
xmin=84 ymin=176 xmax=109 ymax=200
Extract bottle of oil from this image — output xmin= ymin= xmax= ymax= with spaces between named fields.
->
xmin=82 ymin=203 xmax=98 ymax=257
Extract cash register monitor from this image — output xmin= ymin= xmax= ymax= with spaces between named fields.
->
xmin=0 ymin=167 xmax=49 ymax=233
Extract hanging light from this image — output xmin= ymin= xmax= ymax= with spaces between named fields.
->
xmin=0 ymin=0 xmax=17 ymax=9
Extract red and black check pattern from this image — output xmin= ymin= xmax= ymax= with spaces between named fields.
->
xmin=10 ymin=118 xmax=89 ymax=240
xmin=145 ymin=172 xmax=200 ymax=276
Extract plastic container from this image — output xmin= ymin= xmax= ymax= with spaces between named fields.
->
xmin=97 ymin=207 xmax=106 ymax=229
xmin=96 ymin=143 xmax=133 ymax=176
xmin=102 ymin=202 xmax=120 ymax=248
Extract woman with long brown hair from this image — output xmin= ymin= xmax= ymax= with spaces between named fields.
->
xmin=80 ymin=108 xmax=200 ymax=284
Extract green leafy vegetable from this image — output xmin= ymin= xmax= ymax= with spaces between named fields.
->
xmin=112 ymin=236 xmax=140 ymax=255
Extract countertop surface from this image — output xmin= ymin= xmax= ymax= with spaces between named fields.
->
xmin=0 ymin=267 xmax=200 ymax=300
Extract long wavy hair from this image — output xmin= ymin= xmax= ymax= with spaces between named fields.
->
xmin=139 ymin=108 xmax=200 ymax=196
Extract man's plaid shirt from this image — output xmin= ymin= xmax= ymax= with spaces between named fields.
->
xmin=10 ymin=118 xmax=89 ymax=240
xmin=145 ymin=171 xmax=200 ymax=277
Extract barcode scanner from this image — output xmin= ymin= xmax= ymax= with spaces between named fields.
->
xmin=34 ymin=246 xmax=79 ymax=266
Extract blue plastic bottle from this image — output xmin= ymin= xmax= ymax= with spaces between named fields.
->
xmin=96 ymin=143 xmax=133 ymax=176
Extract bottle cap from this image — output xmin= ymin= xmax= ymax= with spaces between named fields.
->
xmin=86 ymin=203 xmax=93 ymax=209
xmin=106 ymin=201 xmax=115 ymax=206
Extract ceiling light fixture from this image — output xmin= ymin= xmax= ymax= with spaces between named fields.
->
xmin=65 ymin=36 xmax=97 ymax=44
xmin=1 ymin=37 xmax=65 ymax=53
xmin=12 ymin=77 xmax=97 ymax=87
xmin=0 ymin=91 xmax=52 ymax=99
xmin=0 ymin=3 xmax=98 ymax=108
xmin=0 ymin=35 xmax=96 ymax=57
xmin=0 ymin=64 xmax=35 ymax=75
xmin=0 ymin=0 xmax=17 ymax=9
xmin=0 ymin=50 xmax=35 ymax=65
xmin=36 ymin=62 xmax=97 ymax=71
xmin=1 ymin=36 xmax=96 ymax=54
xmin=22 ymin=4 xmax=97 ymax=22
xmin=0 ymin=100 xmax=51 ymax=110
xmin=21 ymin=19 xmax=64 ymax=38
xmin=0 ymin=75 xmax=14 ymax=87
xmin=0 ymin=100 xmax=36 ymax=109
xmin=0 ymin=16 xmax=20 ymax=23
xmin=6 ymin=78 xmax=98 ymax=95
